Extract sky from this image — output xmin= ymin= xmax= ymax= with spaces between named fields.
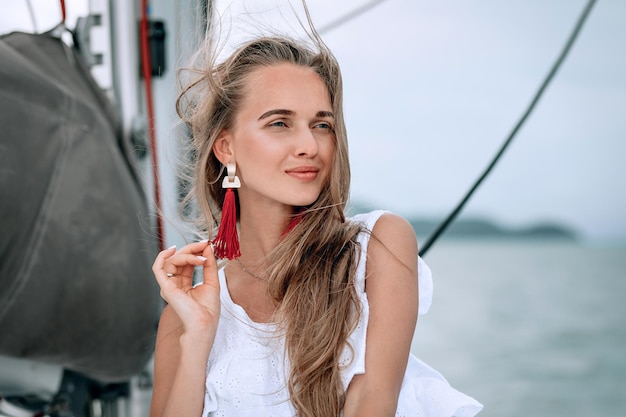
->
xmin=312 ymin=0 xmax=626 ymax=242
xmin=3 ymin=0 xmax=625 ymax=241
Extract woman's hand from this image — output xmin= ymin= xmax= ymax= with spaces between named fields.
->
xmin=150 ymin=241 xmax=220 ymax=417
xmin=152 ymin=240 xmax=221 ymax=333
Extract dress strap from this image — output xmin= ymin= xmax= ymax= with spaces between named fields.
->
xmin=349 ymin=210 xmax=387 ymax=292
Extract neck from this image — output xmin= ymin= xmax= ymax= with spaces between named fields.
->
xmin=237 ymin=201 xmax=293 ymax=262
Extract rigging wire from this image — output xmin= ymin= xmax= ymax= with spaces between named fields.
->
xmin=140 ymin=0 xmax=165 ymax=251
xmin=419 ymin=0 xmax=598 ymax=257
xmin=59 ymin=0 xmax=67 ymax=23
xmin=25 ymin=0 xmax=37 ymax=32
xmin=318 ymin=0 xmax=388 ymax=34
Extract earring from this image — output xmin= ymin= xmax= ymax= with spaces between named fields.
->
xmin=212 ymin=162 xmax=241 ymax=260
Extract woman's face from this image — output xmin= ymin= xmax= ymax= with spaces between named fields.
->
xmin=225 ymin=63 xmax=336 ymax=211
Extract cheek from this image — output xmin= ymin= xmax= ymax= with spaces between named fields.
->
xmin=236 ymin=146 xmax=279 ymax=186
xmin=321 ymin=144 xmax=336 ymax=182
xmin=321 ymin=137 xmax=336 ymax=161
xmin=325 ymin=143 xmax=338 ymax=176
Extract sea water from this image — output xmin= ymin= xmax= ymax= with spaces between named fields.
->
xmin=410 ymin=239 xmax=626 ymax=417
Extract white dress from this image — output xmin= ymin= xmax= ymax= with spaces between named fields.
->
xmin=202 ymin=210 xmax=483 ymax=417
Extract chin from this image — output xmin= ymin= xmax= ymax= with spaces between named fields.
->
xmin=286 ymin=193 xmax=321 ymax=207
xmin=288 ymin=198 xmax=317 ymax=207
xmin=281 ymin=184 xmax=326 ymax=207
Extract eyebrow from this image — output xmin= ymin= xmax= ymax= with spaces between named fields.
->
xmin=258 ymin=109 xmax=334 ymax=121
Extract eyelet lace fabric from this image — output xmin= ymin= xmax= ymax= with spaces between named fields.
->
xmin=202 ymin=210 xmax=482 ymax=417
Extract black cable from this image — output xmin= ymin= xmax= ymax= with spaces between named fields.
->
xmin=318 ymin=0 xmax=388 ymax=34
xmin=419 ymin=0 xmax=598 ymax=257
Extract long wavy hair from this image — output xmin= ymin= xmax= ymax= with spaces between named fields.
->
xmin=175 ymin=14 xmax=363 ymax=417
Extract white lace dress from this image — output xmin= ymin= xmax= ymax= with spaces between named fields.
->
xmin=202 ymin=210 xmax=483 ymax=417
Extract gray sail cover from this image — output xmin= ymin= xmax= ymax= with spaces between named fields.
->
xmin=0 ymin=31 xmax=161 ymax=382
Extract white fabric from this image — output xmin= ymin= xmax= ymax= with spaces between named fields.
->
xmin=202 ymin=210 xmax=483 ymax=417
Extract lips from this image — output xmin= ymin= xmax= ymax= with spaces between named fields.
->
xmin=285 ymin=166 xmax=320 ymax=181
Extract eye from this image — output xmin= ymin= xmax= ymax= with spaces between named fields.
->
xmin=270 ymin=120 xmax=287 ymax=127
xmin=313 ymin=122 xmax=334 ymax=131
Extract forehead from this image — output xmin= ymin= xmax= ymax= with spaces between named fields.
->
xmin=240 ymin=63 xmax=331 ymax=112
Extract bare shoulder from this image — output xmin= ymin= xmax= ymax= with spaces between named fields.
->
xmin=367 ymin=212 xmax=418 ymax=273
xmin=343 ymin=213 xmax=418 ymax=414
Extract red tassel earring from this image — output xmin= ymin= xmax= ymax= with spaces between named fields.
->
xmin=212 ymin=162 xmax=241 ymax=260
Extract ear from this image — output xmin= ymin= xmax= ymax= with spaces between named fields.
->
xmin=212 ymin=129 xmax=234 ymax=165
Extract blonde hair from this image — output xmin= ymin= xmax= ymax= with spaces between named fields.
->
xmin=176 ymin=20 xmax=362 ymax=417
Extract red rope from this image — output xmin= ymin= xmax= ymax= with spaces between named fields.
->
xmin=59 ymin=0 xmax=66 ymax=23
xmin=140 ymin=0 xmax=165 ymax=251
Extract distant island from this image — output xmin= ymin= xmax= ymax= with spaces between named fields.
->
xmin=406 ymin=217 xmax=578 ymax=241
xmin=346 ymin=202 xmax=578 ymax=241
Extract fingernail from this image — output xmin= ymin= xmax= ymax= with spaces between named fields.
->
xmin=199 ymin=238 xmax=209 ymax=243
xmin=167 ymin=245 xmax=176 ymax=251
xmin=197 ymin=256 xmax=208 ymax=262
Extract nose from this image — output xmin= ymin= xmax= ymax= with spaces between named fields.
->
xmin=294 ymin=127 xmax=319 ymax=157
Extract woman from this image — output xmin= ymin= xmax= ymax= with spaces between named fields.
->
xmin=150 ymin=17 xmax=483 ymax=417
